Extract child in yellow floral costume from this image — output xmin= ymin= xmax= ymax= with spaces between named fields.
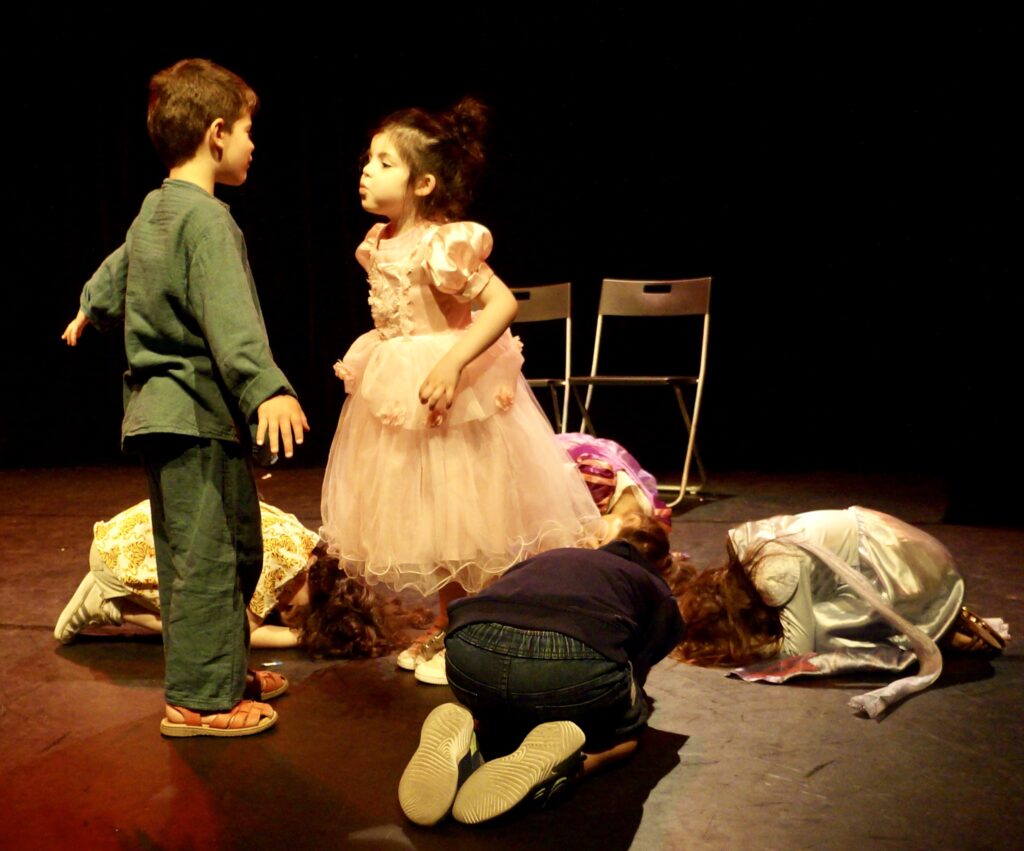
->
xmin=56 ymin=500 xmax=407 ymax=659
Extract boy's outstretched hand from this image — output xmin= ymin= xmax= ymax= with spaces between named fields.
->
xmin=257 ymin=395 xmax=310 ymax=458
xmin=62 ymin=310 xmax=90 ymax=346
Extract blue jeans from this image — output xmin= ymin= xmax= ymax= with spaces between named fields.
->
xmin=445 ymin=623 xmax=648 ymax=758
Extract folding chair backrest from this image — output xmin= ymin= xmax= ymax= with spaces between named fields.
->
xmin=598 ymin=278 xmax=711 ymax=318
xmin=590 ymin=278 xmax=711 ymax=380
xmin=580 ymin=277 xmax=713 ymax=502
xmin=509 ymin=283 xmax=572 ymax=432
xmin=511 ymin=282 xmax=571 ymax=322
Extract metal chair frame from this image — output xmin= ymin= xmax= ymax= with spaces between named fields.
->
xmin=569 ymin=277 xmax=711 ymax=506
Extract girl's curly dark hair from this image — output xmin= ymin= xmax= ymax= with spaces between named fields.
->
xmin=295 ymin=543 xmax=428 ymax=659
xmin=375 ymin=96 xmax=489 ymax=221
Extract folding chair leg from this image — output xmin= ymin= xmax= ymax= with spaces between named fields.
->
xmin=548 ymin=384 xmax=563 ymax=432
xmin=659 ymin=385 xmax=707 ymax=508
xmin=574 ymin=382 xmax=705 ymax=508
xmin=571 ymin=384 xmax=598 ymax=435
xmin=672 ymin=385 xmax=707 ymax=488
xmin=664 ymin=425 xmax=702 ymax=507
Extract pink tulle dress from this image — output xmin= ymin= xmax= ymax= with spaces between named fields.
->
xmin=320 ymin=221 xmax=600 ymax=595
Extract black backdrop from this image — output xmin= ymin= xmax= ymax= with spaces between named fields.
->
xmin=6 ymin=8 xmax=1020 ymax=523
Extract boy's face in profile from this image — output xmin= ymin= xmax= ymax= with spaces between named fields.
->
xmin=216 ymin=112 xmax=255 ymax=186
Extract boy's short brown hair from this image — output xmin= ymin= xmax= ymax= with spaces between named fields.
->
xmin=147 ymin=58 xmax=258 ymax=169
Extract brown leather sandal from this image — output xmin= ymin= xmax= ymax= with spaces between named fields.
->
xmin=159 ymin=700 xmax=277 ymax=738
xmin=244 ymin=669 xmax=289 ymax=700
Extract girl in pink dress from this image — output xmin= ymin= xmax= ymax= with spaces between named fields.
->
xmin=320 ymin=98 xmax=600 ymax=677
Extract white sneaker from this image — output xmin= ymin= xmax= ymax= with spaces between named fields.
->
xmin=54 ymin=574 xmax=122 ymax=644
xmin=397 ymin=630 xmax=446 ymax=671
xmin=414 ymin=649 xmax=449 ymax=685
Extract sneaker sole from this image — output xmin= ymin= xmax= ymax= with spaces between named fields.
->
xmin=414 ymin=656 xmax=448 ymax=686
xmin=396 ymin=650 xmax=419 ymax=671
xmin=414 ymin=671 xmax=449 ymax=685
xmin=399 ymin=703 xmax=474 ymax=826
xmin=452 ymin=721 xmax=585 ymax=825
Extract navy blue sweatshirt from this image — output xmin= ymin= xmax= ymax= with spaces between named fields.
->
xmin=446 ymin=542 xmax=686 ymax=687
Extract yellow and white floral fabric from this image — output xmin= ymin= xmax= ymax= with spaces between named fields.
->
xmin=90 ymin=500 xmax=318 ymax=618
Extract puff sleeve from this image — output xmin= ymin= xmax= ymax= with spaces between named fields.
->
xmin=355 ymin=223 xmax=388 ymax=272
xmin=421 ymin=222 xmax=495 ymax=301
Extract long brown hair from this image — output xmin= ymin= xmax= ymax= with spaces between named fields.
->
xmin=296 ymin=544 xmax=429 ymax=659
xmin=671 ymin=542 xmax=784 ymax=667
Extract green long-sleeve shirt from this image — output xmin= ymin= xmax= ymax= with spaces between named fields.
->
xmin=80 ymin=179 xmax=295 ymax=446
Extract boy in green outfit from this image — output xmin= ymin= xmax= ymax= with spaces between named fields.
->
xmin=62 ymin=58 xmax=308 ymax=737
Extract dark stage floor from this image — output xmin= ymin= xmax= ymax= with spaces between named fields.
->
xmin=2 ymin=465 xmax=1022 ymax=849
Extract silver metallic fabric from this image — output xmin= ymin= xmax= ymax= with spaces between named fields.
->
xmin=727 ymin=507 xmax=965 ymax=718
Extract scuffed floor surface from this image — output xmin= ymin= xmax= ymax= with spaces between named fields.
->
xmin=2 ymin=465 xmax=1021 ymax=850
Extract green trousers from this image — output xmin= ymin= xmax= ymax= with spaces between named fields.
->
xmin=137 ymin=435 xmax=262 ymax=710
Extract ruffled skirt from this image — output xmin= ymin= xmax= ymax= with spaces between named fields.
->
xmin=320 ymin=328 xmax=601 ymax=595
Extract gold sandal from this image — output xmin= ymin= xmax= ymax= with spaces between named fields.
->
xmin=946 ymin=607 xmax=1005 ymax=655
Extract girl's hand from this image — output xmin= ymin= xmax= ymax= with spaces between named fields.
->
xmin=418 ymin=275 xmax=518 ymax=411
xmin=62 ymin=310 xmax=90 ymax=346
xmin=419 ymin=354 xmax=464 ymax=410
